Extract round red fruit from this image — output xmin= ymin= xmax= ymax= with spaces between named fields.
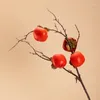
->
xmin=51 ymin=54 xmax=67 ymax=68
xmin=70 ymin=51 xmax=85 ymax=67
xmin=63 ymin=38 xmax=77 ymax=52
xmin=33 ymin=27 xmax=48 ymax=42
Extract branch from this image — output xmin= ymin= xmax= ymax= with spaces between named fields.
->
xmin=9 ymin=30 xmax=33 ymax=51
xmin=75 ymin=24 xmax=80 ymax=43
xmin=38 ymin=25 xmax=66 ymax=37
xmin=21 ymin=40 xmax=51 ymax=61
xmin=75 ymin=68 xmax=91 ymax=100
xmin=46 ymin=27 xmax=66 ymax=37
xmin=63 ymin=68 xmax=79 ymax=81
xmin=47 ymin=9 xmax=67 ymax=36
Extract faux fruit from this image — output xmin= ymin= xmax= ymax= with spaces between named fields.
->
xmin=51 ymin=54 xmax=67 ymax=68
xmin=70 ymin=51 xmax=85 ymax=67
xmin=63 ymin=38 xmax=77 ymax=52
xmin=33 ymin=26 xmax=48 ymax=42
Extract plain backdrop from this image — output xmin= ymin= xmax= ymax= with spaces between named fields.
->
xmin=0 ymin=0 xmax=100 ymax=100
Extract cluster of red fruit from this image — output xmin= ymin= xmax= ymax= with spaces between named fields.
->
xmin=33 ymin=26 xmax=85 ymax=69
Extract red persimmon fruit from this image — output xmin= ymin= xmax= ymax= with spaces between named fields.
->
xmin=51 ymin=54 xmax=67 ymax=68
xmin=70 ymin=51 xmax=85 ymax=67
xmin=33 ymin=27 xmax=48 ymax=42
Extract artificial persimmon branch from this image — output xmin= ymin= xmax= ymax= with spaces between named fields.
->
xmin=47 ymin=10 xmax=91 ymax=100
xmin=9 ymin=10 xmax=91 ymax=100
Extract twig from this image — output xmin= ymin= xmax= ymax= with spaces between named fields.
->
xmin=63 ymin=68 xmax=79 ymax=81
xmin=22 ymin=40 xmax=51 ymax=61
xmin=46 ymin=27 xmax=66 ymax=37
xmin=47 ymin=9 xmax=67 ymax=36
xmin=9 ymin=30 xmax=33 ymax=51
xmin=75 ymin=24 xmax=80 ymax=43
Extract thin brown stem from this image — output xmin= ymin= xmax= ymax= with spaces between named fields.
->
xmin=75 ymin=24 xmax=80 ymax=43
xmin=30 ymin=52 xmax=50 ymax=61
xmin=21 ymin=40 xmax=51 ymax=61
xmin=63 ymin=68 xmax=79 ymax=81
xmin=47 ymin=28 xmax=66 ymax=37
xmin=75 ymin=68 xmax=91 ymax=100
xmin=47 ymin=9 xmax=67 ymax=36
xmin=9 ymin=30 xmax=33 ymax=51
